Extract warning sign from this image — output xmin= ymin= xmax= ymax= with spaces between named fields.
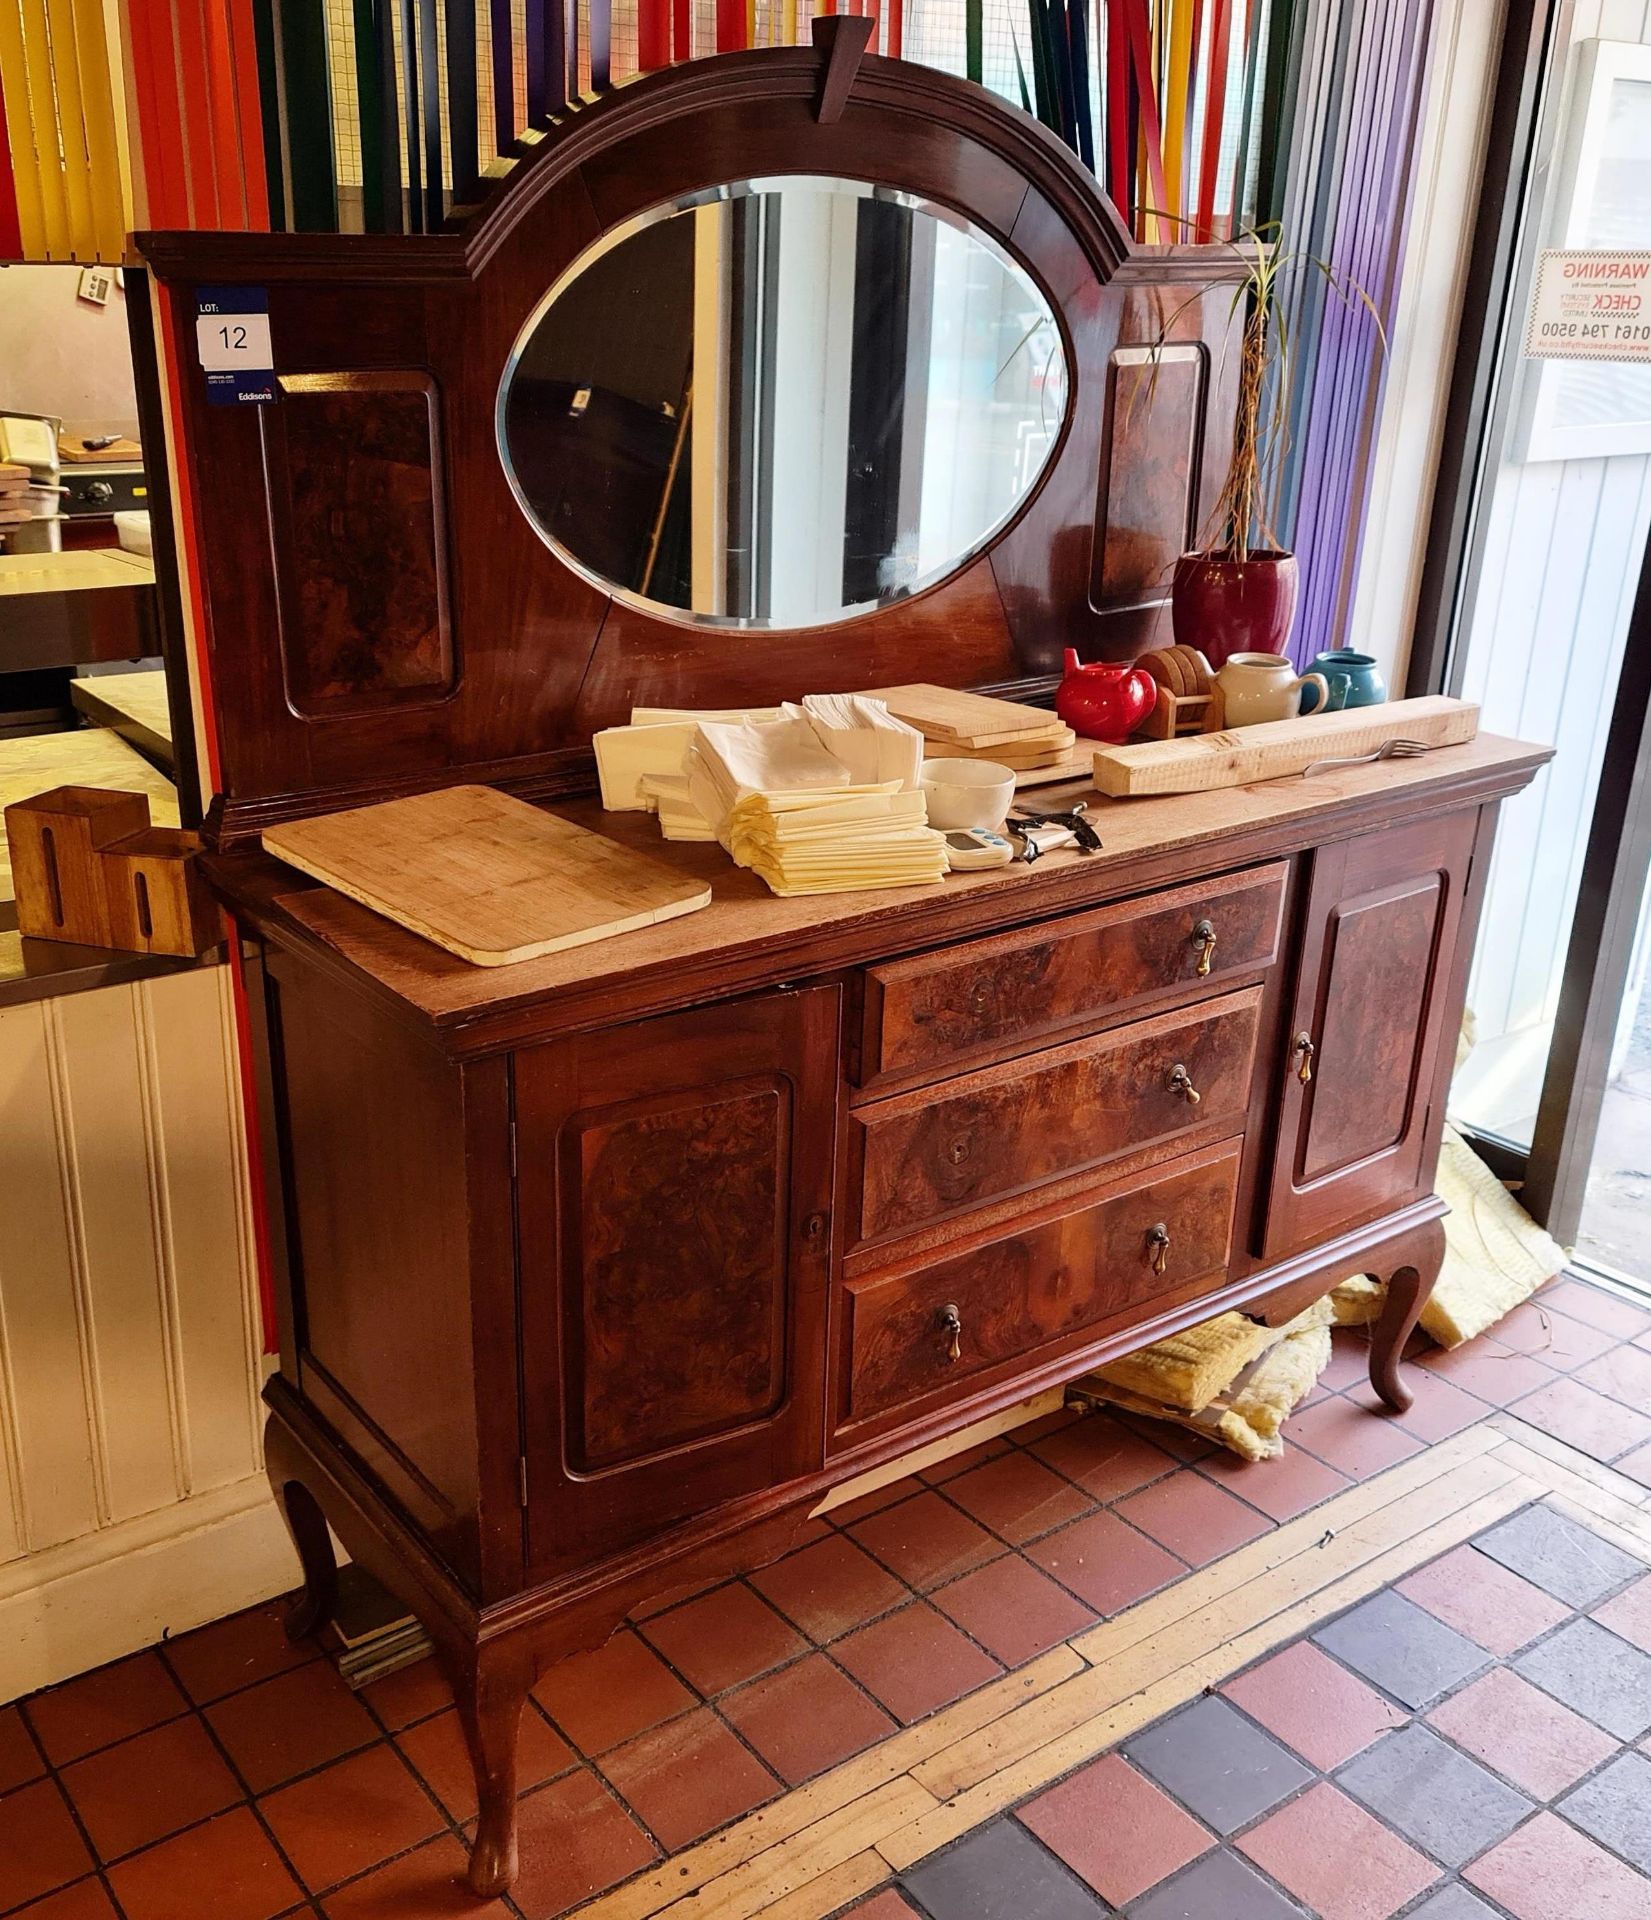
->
xmin=1526 ymin=249 xmax=1651 ymax=363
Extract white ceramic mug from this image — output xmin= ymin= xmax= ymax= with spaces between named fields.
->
xmin=1215 ymin=652 xmax=1330 ymax=728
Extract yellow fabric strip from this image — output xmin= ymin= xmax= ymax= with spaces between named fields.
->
xmin=44 ymin=0 xmax=96 ymax=255
xmin=0 ymin=0 xmax=50 ymax=256
xmin=1163 ymin=0 xmax=1193 ymax=229
xmin=71 ymin=0 xmax=126 ymax=259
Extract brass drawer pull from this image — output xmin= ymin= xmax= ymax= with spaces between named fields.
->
xmin=1145 ymin=1223 xmax=1171 ymax=1275
xmin=1166 ymin=1063 xmax=1201 ymax=1105
xmin=1292 ymin=1032 xmax=1315 ymax=1084
xmin=938 ymin=1303 xmax=963 ymax=1362
xmin=1190 ymin=919 xmax=1217 ymax=977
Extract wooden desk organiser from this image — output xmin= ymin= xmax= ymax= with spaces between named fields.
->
xmin=4 ymin=785 xmax=217 ymax=956
xmin=138 ymin=25 xmax=1548 ymax=1899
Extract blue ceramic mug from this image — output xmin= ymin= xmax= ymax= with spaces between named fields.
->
xmin=1303 ymin=650 xmax=1386 ymax=712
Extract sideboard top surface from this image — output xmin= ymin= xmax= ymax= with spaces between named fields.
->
xmin=218 ymin=734 xmax=1549 ymax=1051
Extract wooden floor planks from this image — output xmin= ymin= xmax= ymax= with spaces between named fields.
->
xmin=579 ymin=1416 xmax=1651 ymax=1920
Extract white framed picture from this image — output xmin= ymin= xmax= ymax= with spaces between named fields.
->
xmin=1518 ymin=39 xmax=1651 ymax=463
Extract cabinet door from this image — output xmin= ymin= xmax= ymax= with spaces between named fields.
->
xmin=1265 ymin=811 xmax=1482 ymax=1258
xmin=515 ymin=986 xmax=839 ymax=1572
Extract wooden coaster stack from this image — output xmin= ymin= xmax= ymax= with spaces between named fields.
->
xmin=0 ymin=464 xmax=32 ymax=536
xmin=867 ymin=683 xmax=1077 ymax=775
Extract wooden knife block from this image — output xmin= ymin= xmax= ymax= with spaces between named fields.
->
xmin=3 ymin=786 xmax=219 ymax=957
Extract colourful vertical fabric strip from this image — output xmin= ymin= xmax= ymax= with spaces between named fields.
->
xmin=1162 ymin=0 xmax=1193 ymax=230
xmin=448 ymin=0 xmax=481 ymax=196
xmin=278 ymin=0 xmax=339 ymax=230
xmin=965 ymin=0 xmax=982 ymax=85
xmin=639 ymin=0 xmax=671 ymax=70
xmin=491 ymin=0 xmax=515 ymax=147
xmin=589 ymin=0 xmax=612 ymax=89
xmin=1119 ymin=0 xmax=1169 ymax=241
xmin=355 ymin=0 xmax=400 ymax=231
xmin=716 ymin=0 xmax=744 ymax=51
xmin=1196 ymin=0 xmax=1233 ymax=238
xmin=0 ymin=77 xmax=23 ymax=259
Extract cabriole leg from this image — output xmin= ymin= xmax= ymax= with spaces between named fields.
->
xmin=454 ymin=1650 xmax=531 ymax=1898
xmin=1369 ymin=1217 xmax=1446 ymax=1414
xmin=265 ymin=1421 xmax=338 ymax=1642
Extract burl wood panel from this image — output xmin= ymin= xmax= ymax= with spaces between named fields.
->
xmin=852 ymin=988 xmax=1260 ymax=1244
xmin=859 ymin=861 xmax=1286 ymax=1086
xmin=563 ymin=1078 xmax=789 ymax=1470
xmin=514 ymin=985 xmax=838 ymax=1570
xmin=845 ymin=1143 xmax=1240 ymax=1423
xmin=261 ymin=372 xmax=453 ymax=715
xmin=1093 ymin=344 xmax=1205 ymax=608
xmin=1266 ymin=810 xmax=1480 ymax=1259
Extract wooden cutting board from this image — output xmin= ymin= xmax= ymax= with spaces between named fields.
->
xmin=1090 ymin=698 xmax=1479 ymax=796
xmin=869 ymin=683 xmax=1065 ymax=749
xmin=262 ymin=785 xmax=712 ymax=966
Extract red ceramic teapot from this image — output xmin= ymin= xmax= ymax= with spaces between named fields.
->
xmin=1055 ymin=649 xmax=1156 ymax=744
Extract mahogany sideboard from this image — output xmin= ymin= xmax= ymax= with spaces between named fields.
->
xmin=210 ymin=737 xmax=1541 ymax=1894
xmin=135 ymin=29 xmax=1549 ymax=1895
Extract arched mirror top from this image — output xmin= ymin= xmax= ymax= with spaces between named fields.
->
xmin=496 ymin=174 xmax=1071 ymax=630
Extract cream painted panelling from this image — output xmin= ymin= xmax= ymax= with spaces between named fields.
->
xmin=0 ymin=965 xmax=287 ymax=1696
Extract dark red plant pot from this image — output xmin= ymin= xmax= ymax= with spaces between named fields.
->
xmin=1171 ymin=549 xmax=1300 ymax=669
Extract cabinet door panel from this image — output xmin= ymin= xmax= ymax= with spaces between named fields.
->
xmin=516 ymin=987 xmax=839 ymax=1571
xmin=1266 ymin=811 xmax=1481 ymax=1257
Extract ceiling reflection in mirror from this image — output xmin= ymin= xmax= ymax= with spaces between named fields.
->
xmin=497 ymin=176 xmax=1069 ymax=629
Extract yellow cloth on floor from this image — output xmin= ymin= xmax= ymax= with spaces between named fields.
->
xmin=1331 ymin=1275 xmax=1384 ymax=1327
xmin=1081 ymin=1301 xmax=1334 ymax=1460
xmin=1423 ymin=1125 xmax=1566 ymax=1347
xmin=1086 ymin=1311 xmax=1279 ymax=1415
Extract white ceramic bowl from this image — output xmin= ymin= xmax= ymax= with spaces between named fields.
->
xmin=920 ymin=757 xmax=1017 ymax=831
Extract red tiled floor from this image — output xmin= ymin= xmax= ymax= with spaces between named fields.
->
xmin=720 ymin=1653 xmax=896 ymax=1784
xmin=1426 ymin=1666 xmax=1616 ymax=1799
xmin=1416 ymin=1338 xmax=1558 ymax=1405
xmin=397 ymin=1704 xmax=572 ymax=1821
xmin=841 ymin=1891 xmax=920 ymax=1920
xmin=0 ymin=1704 xmax=43 ymax=1793
xmin=59 ymin=1715 xmax=241 ymax=1862
xmin=322 ymin=1834 xmax=511 ymax=1918
xmin=530 ymin=1632 xmax=695 ymax=1757
xmin=1512 ymin=1375 xmax=1651 ymax=1462
xmin=637 ymin=1581 xmax=807 ymax=1696
xmin=847 ymin=1492 xmax=1002 ymax=1591
xmin=510 ymin=1770 xmax=657 ymax=1920
xmin=1114 ymin=1469 xmax=1272 ymax=1565
xmin=162 ymin=1604 xmax=315 ymax=1706
xmin=750 ymin=1536 xmax=907 ymax=1644
xmin=1221 ymin=1641 xmax=1406 ymax=1770
xmin=1024 ymin=1507 xmax=1186 ymax=1615
xmin=1195 ymin=1445 xmax=1353 ymax=1521
xmin=206 ymin=1657 xmax=380 ymax=1792
xmin=1397 ymin=1543 xmax=1570 ymax=1656
xmin=105 ymin=1806 xmax=303 ymax=1920
xmin=1465 ymin=1809 xmax=1651 ymax=1920
xmin=10 ymin=1882 xmax=120 ymax=1920
xmin=833 ymin=1603 xmax=1002 ymax=1723
xmin=1617 ymin=1441 xmax=1651 ymax=1490
xmin=941 ymin=1451 xmax=1095 ymax=1545
xmin=1576 ymin=1341 xmax=1651 ymax=1408
xmin=361 ymin=1658 xmax=453 ymax=1732
xmin=0 ymin=1777 xmax=93 ymax=1912
xmin=1319 ymin=1329 xmax=1376 ymax=1392
xmin=1017 ymin=1752 xmax=1211 ymax=1904
xmin=931 ymin=1553 xmax=1096 ymax=1667
xmin=1344 ymin=1367 xmax=1488 ymax=1443
xmin=1594 ymin=1573 xmax=1651 ymax=1652
xmin=23 ymin=1653 xmax=188 ymax=1768
xmin=601 ymin=1706 xmax=780 ymax=1850
xmin=1027 ymin=1413 xmax=1179 ymax=1502
xmin=1482 ymin=1299 xmax=1618 ymax=1369
xmin=1541 ymin=1278 xmax=1651 ymax=1339
xmin=1237 ymin=1782 xmax=1438 ymax=1920
xmin=1288 ymin=1394 xmax=1425 ymax=1477
xmin=258 ymin=1743 xmax=443 ymax=1894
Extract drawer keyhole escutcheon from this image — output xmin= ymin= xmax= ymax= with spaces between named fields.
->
xmin=1292 ymin=1032 xmax=1316 ymax=1084
xmin=1190 ymin=919 xmax=1217 ymax=977
xmin=938 ymin=1303 xmax=963 ymax=1362
xmin=1166 ymin=1063 xmax=1201 ymax=1105
xmin=1145 ymin=1223 xmax=1171 ymax=1275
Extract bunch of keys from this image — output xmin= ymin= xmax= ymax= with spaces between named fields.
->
xmin=1005 ymin=801 xmax=1103 ymax=864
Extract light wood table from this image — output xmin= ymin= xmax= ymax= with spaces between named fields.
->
xmin=70 ymin=668 xmax=175 ymax=772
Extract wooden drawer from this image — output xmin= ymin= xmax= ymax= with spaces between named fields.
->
xmin=842 ymin=1143 xmax=1240 ymax=1426
xmin=850 ymin=988 xmax=1260 ymax=1246
xmin=856 ymin=863 xmax=1287 ymax=1086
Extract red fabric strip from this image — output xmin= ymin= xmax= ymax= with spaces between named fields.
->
xmin=1105 ymin=0 xmax=1130 ymax=222
xmin=0 ymin=79 xmax=23 ymax=260
xmin=128 ymin=1 xmax=193 ymax=224
xmin=639 ymin=0 xmax=670 ymax=67
xmin=202 ymin=0 xmax=249 ymax=228
xmin=716 ymin=0 xmax=744 ymax=49
xmin=174 ymin=0 xmax=222 ymax=228
xmin=1197 ymin=0 xmax=1232 ymax=240
xmin=1120 ymin=0 xmax=1170 ymax=238
xmin=888 ymin=0 xmax=902 ymax=58
xmin=225 ymin=0 xmax=270 ymax=227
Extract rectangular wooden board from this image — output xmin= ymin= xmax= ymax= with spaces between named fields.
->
xmin=262 ymin=785 xmax=712 ymax=967
xmin=867 ymin=684 xmax=1066 ymax=750
xmin=1089 ymin=698 xmax=1480 ymax=797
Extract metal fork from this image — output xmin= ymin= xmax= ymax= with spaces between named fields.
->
xmin=1300 ymin=738 xmax=1431 ymax=777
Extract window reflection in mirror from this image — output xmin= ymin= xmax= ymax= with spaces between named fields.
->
xmin=497 ymin=177 xmax=1068 ymax=629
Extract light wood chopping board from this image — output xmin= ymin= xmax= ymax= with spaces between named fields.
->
xmin=261 ymin=785 xmax=712 ymax=966
xmin=867 ymin=683 xmax=1065 ymax=749
xmin=1089 ymin=697 xmax=1479 ymax=796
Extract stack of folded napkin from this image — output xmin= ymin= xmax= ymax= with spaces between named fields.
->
xmin=683 ymin=696 xmax=948 ymax=896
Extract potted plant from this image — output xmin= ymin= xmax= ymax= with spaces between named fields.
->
xmin=1163 ymin=224 xmax=1384 ymax=668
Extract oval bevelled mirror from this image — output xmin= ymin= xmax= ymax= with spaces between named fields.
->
xmin=497 ymin=176 xmax=1069 ymax=629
